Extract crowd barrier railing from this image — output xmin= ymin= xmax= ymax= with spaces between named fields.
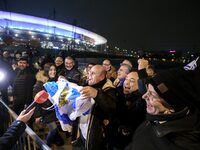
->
xmin=0 ymin=98 xmax=51 ymax=150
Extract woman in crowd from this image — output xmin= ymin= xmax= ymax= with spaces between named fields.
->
xmin=33 ymin=63 xmax=64 ymax=146
xmin=126 ymin=68 xmax=200 ymax=150
xmin=54 ymin=56 xmax=64 ymax=76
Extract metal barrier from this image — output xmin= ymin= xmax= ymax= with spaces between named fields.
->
xmin=0 ymin=98 xmax=51 ymax=150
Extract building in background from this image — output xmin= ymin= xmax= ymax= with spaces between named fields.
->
xmin=0 ymin=11 xmax=107 ymax=53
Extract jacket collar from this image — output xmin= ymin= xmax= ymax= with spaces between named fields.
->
xmin=151 ymin=108 xmax=200 ymax=137
xmin=90 ymin=78 xmax=107 ymax=89
xmin=147 ymin=107 xmax=190 ymax=122
xmin=124 ymin=90 xmax=140 ymax=99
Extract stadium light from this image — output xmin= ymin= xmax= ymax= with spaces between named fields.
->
xmin=0 ymin=70 xmax=5 ymax=82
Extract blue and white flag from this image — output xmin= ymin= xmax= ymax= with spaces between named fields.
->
xmin=184 ymin=57 xmax=199 ymax=71
xmin=43 ymin=79 xmax=94 ymax=131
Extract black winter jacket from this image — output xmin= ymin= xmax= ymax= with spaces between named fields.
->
xmin=0 ymin=120 xmax=26 ymax=150
xmin=113 ymin=91 xmax=146 ymax=149
xmin=85 ymin=78 xmax=118 ymax=150
xmin=12 ymin=68 xmax=35 ymax=114
xmin=61 ymin=67 xmax=81 ymax=84
xmin=126 ymin=108 xmax=200 ymax=150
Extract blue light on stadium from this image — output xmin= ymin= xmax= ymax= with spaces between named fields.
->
xmin=0 ymin=11 xmax=107 ymax=45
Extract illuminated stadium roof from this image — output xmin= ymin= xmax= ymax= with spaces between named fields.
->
xmin=0 ymin=11 xmax=107 ymax=45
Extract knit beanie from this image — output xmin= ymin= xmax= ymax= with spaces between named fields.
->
xmin=147 ymin=68 xmax=199 ymax=111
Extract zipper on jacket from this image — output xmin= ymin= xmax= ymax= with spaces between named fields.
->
xmin=86 ymin=105 xmax=96 ymax=150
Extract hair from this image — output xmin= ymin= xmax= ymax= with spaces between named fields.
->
xmin=43 ymin=63 xmax=56 ymax=76
xmin=14 ymin=50 xmax=21 ymax=55
xmin=103 ymin=59 xmax=111 ymax=64
xmin=122 ymin=59 xmax=132 ymax=68
xmin=56 ymin=56 xmax=64 ymax=60
xmin=86 ymin=63 xmax=96 ymax=67
xmin=120 ymin=63 xmax=132 ymax=73
xmin=147 ymin=65 xmax=155 ymax=71
xmin=18 ymin=56 xmax=28 ymax=62
xmin=65 ymin=56 xmax=75 ymax=63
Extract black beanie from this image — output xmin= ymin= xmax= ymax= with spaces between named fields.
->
xmin=147 ymin=68 xmax=198 ymax=111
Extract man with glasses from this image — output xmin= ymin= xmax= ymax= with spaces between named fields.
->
xmin=102 ymin=59 xmax=117 ymax=82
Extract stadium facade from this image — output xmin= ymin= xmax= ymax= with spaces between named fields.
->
xmin=0 ymin=11 xmax=107 ymax=53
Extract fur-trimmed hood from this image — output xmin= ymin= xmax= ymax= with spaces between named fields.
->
xmin=35 ymin=70 xmax=48 ymax=83
xmin=102 ymin=79 xmax=115 ymax=90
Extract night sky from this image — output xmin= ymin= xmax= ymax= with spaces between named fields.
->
xmin=1 ymin=0 xmax=200 ymax=51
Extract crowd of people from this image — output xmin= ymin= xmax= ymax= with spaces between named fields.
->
xmin=0 ymin=49 xmax=200 ymax=150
